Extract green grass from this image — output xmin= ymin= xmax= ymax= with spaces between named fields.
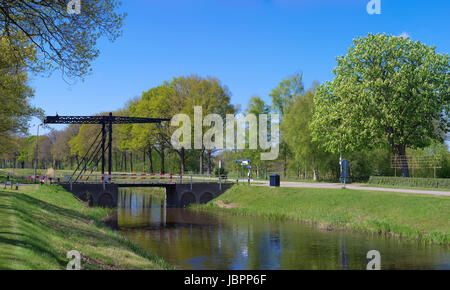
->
xmin=192 ymin=186 xmax=450 ymax=245
xmin=0 ymin=184 xmax=173 ymax=270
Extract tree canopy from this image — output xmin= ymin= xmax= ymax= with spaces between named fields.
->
xmin=0 ymin=0 xmax=125 ymax=79
xmin=0 ymin=34 xmax=41 ymax=153
xmin=311 ymin=33 xmax=450 ymax=177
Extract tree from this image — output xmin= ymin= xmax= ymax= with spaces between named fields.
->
xmin=270 ymin=72 xmax=304 ymax=116
xmin=51 ymin=125 xmax=80 ymax=169
xmin=17 ymin=135 xmax=51 ymax=169
xmin=244 ymin=96 xmax=271 ymax=179
xmin=128 ymin=86 xmax=174 ymax=173
xmin=0 ymin=34 xmax=41 ymax=154
xmin=283 ymin=89 xmax=322 ymax=180
xmin=0 ymin=0 xmax=125 ymax=79
xmin=270 ymin=72 xmax=305 ymax=177
xmin=311 ymin=34 xmax=450 ymax=177
xmin=182 ymin=75 xmax=235 ymax=174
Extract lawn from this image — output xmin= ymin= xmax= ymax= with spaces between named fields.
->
xmin=193 ymin=185 xmax=450 ymax=244
xmin=0 ymin=184 xmax=173 ymax=270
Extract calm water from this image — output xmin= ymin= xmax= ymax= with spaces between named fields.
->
xmin=117 ymin=188 xmax=450 ymax=270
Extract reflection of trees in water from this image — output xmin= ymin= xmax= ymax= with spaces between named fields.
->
xmin=340 ymin=237 xmax=349 ymax=270
xmin=118 ymin=188 xmax=450 ymax=270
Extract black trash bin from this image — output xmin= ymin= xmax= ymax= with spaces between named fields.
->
xmin=270 ymin=174 xmax=280 ymax=187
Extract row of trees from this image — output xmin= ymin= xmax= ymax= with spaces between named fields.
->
xmin=0 ymin=1 xmax=125 ymax=170
xmin=1 ymin=30 xmax=449 ymax=180
xmin=215 ymin=34 xmax=450 ymax=180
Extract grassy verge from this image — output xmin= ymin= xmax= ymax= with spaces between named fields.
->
xmin=0 ymin=184 xmax=173 ymax=270
xmin=192 ymin=186 xmax=450 ymax=244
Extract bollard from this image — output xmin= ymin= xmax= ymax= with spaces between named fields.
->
xmin=190 ymin=175 xmax=193 ymax=190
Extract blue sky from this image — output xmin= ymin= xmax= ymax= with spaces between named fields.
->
xmin=31 ymin=0 xmax=450 ymax=134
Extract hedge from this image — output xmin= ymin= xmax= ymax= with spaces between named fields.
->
xmin=368 ymin=176 xmax=450 ymax=189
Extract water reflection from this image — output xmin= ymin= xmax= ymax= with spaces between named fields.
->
xmin=117 ymin=188 xmax=450 ymax=270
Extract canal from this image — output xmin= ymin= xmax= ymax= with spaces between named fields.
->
xmin=116 ymin=188 xmax=450 ymax=270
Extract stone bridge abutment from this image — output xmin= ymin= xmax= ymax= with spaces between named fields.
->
xmin=61 ymin=182 xmax=234 ymax=208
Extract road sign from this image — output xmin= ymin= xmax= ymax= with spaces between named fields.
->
xmin=341 ymin=160 xmax=349 ymax=169
xmin=341 ymin=160 xmax=350 ymax=178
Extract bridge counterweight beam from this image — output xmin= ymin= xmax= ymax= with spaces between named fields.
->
xmin=102 ymin=123 xmax=105 ymax=184
xmin=108 ymin=112 xmax=113 ymax=184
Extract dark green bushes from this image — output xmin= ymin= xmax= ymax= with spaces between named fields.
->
xmin=368 ymin=176 xmax=450 ymax=189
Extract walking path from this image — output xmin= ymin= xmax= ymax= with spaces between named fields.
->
xmin=251 ymin=180 xmax=450 ymax=197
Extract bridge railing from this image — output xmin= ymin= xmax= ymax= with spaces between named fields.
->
xmin=59 ymin=173 xmax=231 ymax=185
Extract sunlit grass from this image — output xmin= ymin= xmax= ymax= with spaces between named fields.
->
xmin=0 ymin=184 xmax=173 ymax=270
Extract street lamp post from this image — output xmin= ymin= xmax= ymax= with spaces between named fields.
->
xmin=34 ymin=124 xmax=41 ymax=180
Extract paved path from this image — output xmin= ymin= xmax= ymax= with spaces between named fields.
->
xmin=251 ymin=181 xmax=450 ymax=197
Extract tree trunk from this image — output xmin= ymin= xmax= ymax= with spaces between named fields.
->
xmin=159 ymin=145 xmax=165 ymax=174
xmin=264 ymin=161 xmax=268 ymax=180
xmin=207 ymin=150 xmax=212 ymax=175
xmin=395 ymin=145 xmax=410 ymax=177
xmin=283 ymin=144 xmax=287 ymax=178
xmin=143 ymin=149 xmax=146 ymax=172
xmin=123 ymin=152 xmax=127 ymax=172
xmin=130 ymin=152 xmax=133 ymax=172
xmin=199 ymin=147 xmax=204 ymax=174
xmin=312 ymin=152 xmax=319 ymax=181
xmin=147 ymin=146 xmax=153 ymax=173
xmin=177 ymin=147 xmax=185 ymax=175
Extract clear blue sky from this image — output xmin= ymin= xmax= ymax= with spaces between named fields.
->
xmin=31 ymin=0 xmax=450 ymax=135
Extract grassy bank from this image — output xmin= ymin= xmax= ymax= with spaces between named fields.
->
xmin=193 ymin=186 xmax=450 ymax=244
xmin=0 ymin=184 xmax=173 ymax=270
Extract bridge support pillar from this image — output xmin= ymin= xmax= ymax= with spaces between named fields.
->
xmin=165 ymin=183 xmax=234 ymax=208
xmin=61 ymin=183 xmax=118 ymax=207
xmin=165 ymin=185 xmax=178 ymax=208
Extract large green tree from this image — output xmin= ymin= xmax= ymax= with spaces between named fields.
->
xmin=0 ymin=35 xmax=41 ymax=154
xmin=311 ymin=34 xmax=450 ymax=177
xmin=182 ymin=75 xmax=235 ymax=174
xmin=244 ymin=96 xmax=271 ymax=179
xmin=283 ymin=89 xmax=322 ymax=180
xmin=270 ymin=72 xmax=305 ymax=177
xmin=127 ymin=86 xmax=174 ymax=173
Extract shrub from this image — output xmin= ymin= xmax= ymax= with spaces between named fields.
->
xmin=214 ymin=168 xmax=228 ymax=177
xmin=368 ymin=176 xmax=450 ymax=189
